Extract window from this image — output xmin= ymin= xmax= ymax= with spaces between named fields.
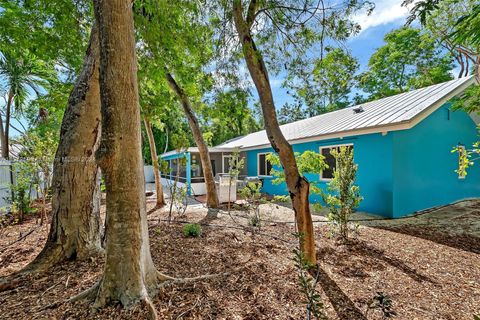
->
xmin=191 ymin=154 xmax=201 ymax=177
xmin=258 ymin=152 xmax=273 ymax=176
xmin=320 ymin=144 xmax=353 ymax=180
xmin=223 ymin=155 xmax=239 ymax=173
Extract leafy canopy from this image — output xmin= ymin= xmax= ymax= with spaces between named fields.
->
xmin=267 ymin=151 xmax=327 ymax=195
xmin=0 ymin=49 xmax=54 ymax=111
xmin=285 ymin=48 xmax=359 ymax=118
xmin=359 ymin=27 xmax=453 ymax=100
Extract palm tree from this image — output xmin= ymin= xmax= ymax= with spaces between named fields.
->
xmin=0 ymin=50 xmax=51 ymax=159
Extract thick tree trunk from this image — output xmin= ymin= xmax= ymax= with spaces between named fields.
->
xmin=23 ymin=25 xmax=103 ymax=273
xmin=0 ymin=91 xmax=13 ymax=159
xmin=92 ymin=0 xmax=159 ymax=309
xmin=233 ymin=0 xmax=316 ymax=265
xmin=144 ymin=118 xmax=165 ymax=207
xmin=165 ymin=72 xmax=219 ymax=208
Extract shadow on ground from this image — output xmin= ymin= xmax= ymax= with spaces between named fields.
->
xmin=315 ymin=236 xmax=438 ymax=319
xmin=316 ymin=266 xmax=368 ymax=320
xmin=371 ymin=224 xmax=480 ymax=254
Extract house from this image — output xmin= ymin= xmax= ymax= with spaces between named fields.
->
xmin=160 ymin=147 xmax=248 ymax=196
xmin=160 ymin=76 xmax=480 ymax=218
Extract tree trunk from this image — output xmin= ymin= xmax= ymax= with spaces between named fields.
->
xmin=4 ymin=91 xmax=11 ymax=159
xmin=232 ymin=0 xmax=316 ymax=265
xmin=0 ymin=91 xmax=13 ymax=159
xmin=144 ymin=118 xmax=165 ymax=207
xmin=92 ymin=0 xmax=159 ymax=309
xmin=165 ymin=72 xmax=219 ymax=208
xmin=22 ymin=25 xmax=103 ymax=273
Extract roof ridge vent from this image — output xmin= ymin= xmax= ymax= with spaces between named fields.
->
xmin=353 ymin=106 xmax=364 ymax=114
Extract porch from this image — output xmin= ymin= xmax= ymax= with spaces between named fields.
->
xmin=159 ymin=147 xmax=249 ymax=196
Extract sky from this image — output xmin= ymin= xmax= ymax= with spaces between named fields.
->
xmin=1 ymin=0 xmax=419 ymax=138
xmin=267 ymin=0 xmax=416 ymax=109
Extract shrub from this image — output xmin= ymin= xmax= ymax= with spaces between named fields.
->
xmin=240 ymin=182 xmax=263 ymax=229
xmin=292 ymin=232 xmax=327 ymax=320
xmin=248 ymin=215 xmax=260 ymax=227
xmin=323 ymin=146 xmax=362 ymax=242
xmin=9 ymin=161 xmax=37 ymax=223
xmin=368 ymin=292 xmax=396 ymax=319
xmin=182 ymin=223 xmax=202 ymax=238
xmin=268 ymin=151 xmax=326 ymax=206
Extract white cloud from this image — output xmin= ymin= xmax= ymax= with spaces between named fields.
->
xmin=353 ymin=0 xmax=414 ymax=33
xmin=269 ymin=78 xmax=284 ymax=89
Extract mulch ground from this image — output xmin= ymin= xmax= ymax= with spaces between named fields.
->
xmin=0 ymin=201 xmax=479 ymax=319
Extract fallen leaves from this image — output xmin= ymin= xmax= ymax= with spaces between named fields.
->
xmin=0 ymin=200 xmax=478 ymax=319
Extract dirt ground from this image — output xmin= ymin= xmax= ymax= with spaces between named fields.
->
xmin=0 ymin=198 xmax=479 ymax=319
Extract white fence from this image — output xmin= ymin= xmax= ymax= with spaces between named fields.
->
xmin=0 ymin=164 xmax=168 ymax=210
xmin=0 ymin=160 xmax=44 ymax=210
xmin=0 ymin=160 xmax=13 ymax=209
xmin=144 ymin=165 xmax=155 ymax=183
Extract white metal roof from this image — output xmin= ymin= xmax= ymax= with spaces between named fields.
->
xmin=0 ymin=143 xmax=23 ymax=159
xmin=216 ymin=76 xmax=476 ymax=150
xmin=161 ymin=146 xmax=234 ymax=158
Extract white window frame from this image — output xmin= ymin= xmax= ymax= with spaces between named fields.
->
xmin=319 ymin=143 xmax=354 ymax=181
xmin=257 ymin=152 xmax=272 ymax=177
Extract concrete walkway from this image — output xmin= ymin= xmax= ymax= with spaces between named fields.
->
xmin=145 ymin=182 xmax=203 ymax=206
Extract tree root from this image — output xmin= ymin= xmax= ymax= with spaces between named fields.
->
xmin=35 ymin=281 xmax=101 ymax=312
xmin=36 ymin=270 xmax=231 ymax=315
xmin=69 ymin=281 xmax=100 ymax=303
xmin=0 ymin=226 xmax=41 ymax=253
xmin=156 ymin=271 xmax=231 ymax=290
xmin=0 ymin=277 xmax=23 ymax=293
xmin=0 ymin=245 xmax=103 ymax=298
xmin=141 ymin=295 xmax=158 ymax=320
xmin=18 ymin=242 xmax=103 ymax=278
xmin=157 ymin=271 xmax=176 ymax=281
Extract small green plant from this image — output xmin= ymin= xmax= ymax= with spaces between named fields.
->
xmin=172 ymin=186 xmax=188 ymax=216
xmin=323 ymin=146 xmax=362 ymax=242
xmin=15 ymin=130 xmax=56 ymax=225
xmin=368 ymin=292 xmax=396 ymax=319
xmin=182 ymin=223 xmax=202 ymax=238
xmin=292 ymin=233 xmax=327 ymax=320
xmin=167 ymin=155 xmax=188 ymax=223
xmin=8 ymin=161 xmax=37 ymax=223
xmin=227 ymin=148 xmax=245 ymax=215
xmin=240 ymin=182 xmax=264 ymax=229
xmin=273 ymin=195 xmax=290 ymax=203
xmin=248 ymin=215 xmax=260 ymax=227
xmin=452 ymin=143 xmax=479 ymax=179
xmin=474 ymin=314 xmax=480 ymax=320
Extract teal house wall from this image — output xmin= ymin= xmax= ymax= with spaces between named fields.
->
xmin=246 ymin=103 xmax=480 ymax=218
xmin=246 ymin=133 xmax=394 ymax=216
xmin=391 ymin=104 xmax=480 ymax=217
